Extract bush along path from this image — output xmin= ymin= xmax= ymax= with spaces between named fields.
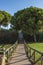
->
xmin=8 ymin=44 xmax=31 ymax=65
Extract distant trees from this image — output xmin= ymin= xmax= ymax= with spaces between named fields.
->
xmin=11 ymin=6 xmax=43 ymax=42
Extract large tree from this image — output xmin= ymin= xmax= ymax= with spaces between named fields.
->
xmin=11 ymin=6 xmax=43 ymax=42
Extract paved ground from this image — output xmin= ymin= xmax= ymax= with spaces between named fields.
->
xmin=9 ymin=44 xmax=31 ymax=65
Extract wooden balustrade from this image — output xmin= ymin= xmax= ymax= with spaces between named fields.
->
xmin=0 ymin=41 xmax=18 ymax=65
xmin=1 ymin=52 xmax=5 ymax=65
xmin=5 ymin=41 xmax=18 ymax=63
xmin=24 ymin=42 xmax=43 ymax=65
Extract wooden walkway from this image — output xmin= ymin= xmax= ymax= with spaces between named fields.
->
xmin=8 ymin=44 xmax=31 ymax=65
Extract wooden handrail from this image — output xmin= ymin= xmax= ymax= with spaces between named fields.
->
xmin=5 ymin=43 xmax=16 ymax=52
xmin=1 ymin=52 xmax=5 ymax=65
xmin=0 ymin=41 xmax=18 ymax=65
xmin=24 ymin=41 xmax=43 ymax=65
xmin=24 ymin=41 xmax=43 ymax=54
xmin=27 ymin=45 xmax=43 ymax=54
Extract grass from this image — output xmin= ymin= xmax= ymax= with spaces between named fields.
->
xmin=0 ymin=44 xmax=12 ymax=51
xmin=28 ymin=43 xmax=43 ymax=52
xmin=27 ymin=43 xmax=43 ymax=65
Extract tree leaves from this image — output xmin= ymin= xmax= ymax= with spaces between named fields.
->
xmin=0 ymin=11 xmax=12 ymax=26
xmin=11 ymin=6 xmax=43 ymax=33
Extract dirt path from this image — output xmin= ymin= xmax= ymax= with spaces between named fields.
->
xmin=9 ymin=44 xmax=31 ymax=65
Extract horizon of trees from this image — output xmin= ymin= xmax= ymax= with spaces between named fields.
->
xmin=0 ymin=6 xmax=43 ymax=42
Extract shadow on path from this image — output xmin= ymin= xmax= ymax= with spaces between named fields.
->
xmin=9 ymin=44 xmax=31 ymax=65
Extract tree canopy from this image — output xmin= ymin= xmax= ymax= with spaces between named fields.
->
xmin=11 ymin=6 xmax=43 ymax=41
xmin=0 ymin=7 xmax=43 ymax=42
xmin=0 ymin=11 xmax=12 ymax=26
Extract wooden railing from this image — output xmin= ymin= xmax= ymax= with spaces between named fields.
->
xmin=0 ymin=41 xmax=18 ymax=65
xmin=2 ymin=52 xmax=5 ymax=65
xmin=24 ymin=43 xmax=43 ymax=65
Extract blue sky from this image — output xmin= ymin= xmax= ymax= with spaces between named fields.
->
xmin=0 ymin=0 xmax=43 ymax=15
xmin=0 ymin=0 xmax=43 ymax=29
xmin=1 ymin=23 xmax=11 ymax=30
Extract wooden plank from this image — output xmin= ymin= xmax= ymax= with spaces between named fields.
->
xmin=8 ymin=44 xmax=31 ymax=65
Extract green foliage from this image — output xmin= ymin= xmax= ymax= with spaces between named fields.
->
xmin=11 ymin=6 xmax=43 ymax=32
xmin=23 ymin=32 xmax=43 ymax=42
xmin=10 ymin=6 xmax=43 ymax=41
xmin=0 ymin=11 xmax=12 ymax=26
xmin=0 ymin=13 xmax=4 ymax=21
xmin=36 ymin=32 xmax=43 ymax=42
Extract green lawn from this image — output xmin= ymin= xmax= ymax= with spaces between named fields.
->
xmin=28 ymin=43 xmax=43 ymax=52
xmin=27 ymin=43 xmax=43 ymax=65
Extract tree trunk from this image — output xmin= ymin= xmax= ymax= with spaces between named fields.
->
xmin=0 ymin=25 xmax=1 ymax=30
xmin=34 ymin=33 xmax=37 ymax=42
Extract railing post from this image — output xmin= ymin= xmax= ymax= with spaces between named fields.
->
xmin=2 ymin=51 xmax=6 ymax=65
xmin=24 ymin=44 xmax=28 ymax=57
xmin=33 ymin=51 xmax=35 ymax=63
xmin=30 ymin=48 xmax=31 ymax=57
xmin=7 ymin=51 xmax=9 ymax=62
xmin=26 ymin=46 xmax=28 ymax=56
xmin=25 ymin=45 xmax=28 ymax=56
xmin=41 ymin=54 xmax=43 ymax=65
xmin=28 ymin=48 xmax=31 ymax=58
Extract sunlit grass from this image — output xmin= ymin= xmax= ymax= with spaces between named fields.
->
xmin=27 ymin=43 xmax=43 ymax=65
xmin=28 ymin=43 xmax=43 ymax=52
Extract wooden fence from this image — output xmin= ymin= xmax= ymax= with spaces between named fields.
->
xmin=24 ymin=43 xmax=43 ymax=65
xmin=0 ymin=41 xmax=18 ymax=65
